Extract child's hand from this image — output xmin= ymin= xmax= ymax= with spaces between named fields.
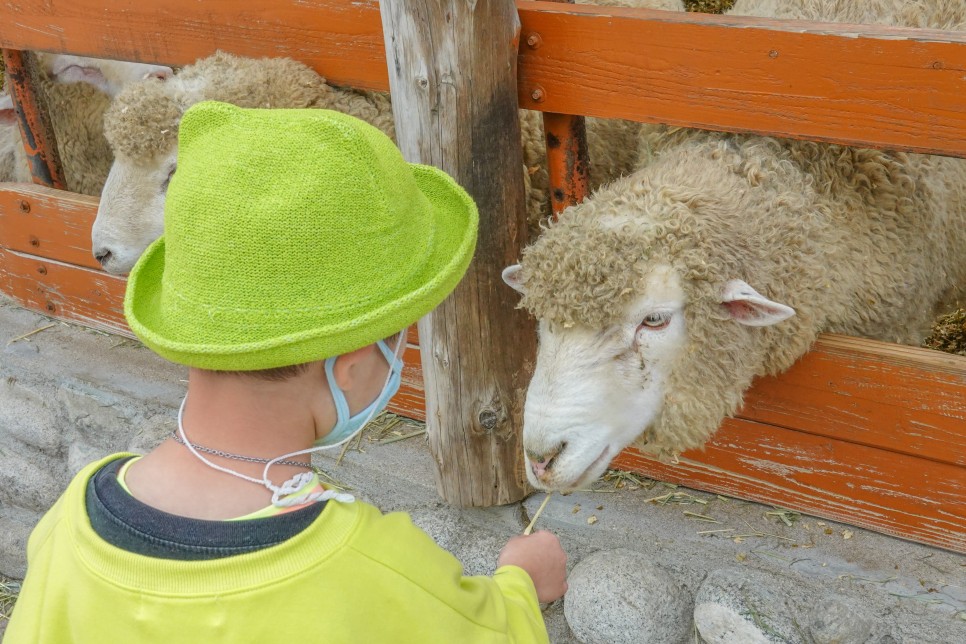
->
xmin=498 ymin=530 xmax=568 ymax=602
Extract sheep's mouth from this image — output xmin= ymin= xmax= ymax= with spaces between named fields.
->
xmin=562 ymin=446 xmax=611 ymax=491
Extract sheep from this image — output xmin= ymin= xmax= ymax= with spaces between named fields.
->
xmin=91 ymin=1 xmax=685 ymax=275
xmin=501 ymin=0 xmax=966 ymax=491
xmin=90 ymin=51 xmax=399 ymax=273
xmin=0 ymin=53 xmax=173 ymax=195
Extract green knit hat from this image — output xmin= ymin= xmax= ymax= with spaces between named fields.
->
xmin=124 ymin=101 xmax=478 ymax=370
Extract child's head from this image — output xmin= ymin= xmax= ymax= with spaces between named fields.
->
xmin=124 ymin=101 xmax=476 ymax=368
xmin=123 ymin=101 xmax=477 ymax=444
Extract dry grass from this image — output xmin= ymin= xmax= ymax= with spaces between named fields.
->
xmin=684 ymin=0 xmax=736 ymax=13
xmin=922 ymin=309 xmax=966 ymax=356
xmin=1 ymin=575 xmax=20 ymax=626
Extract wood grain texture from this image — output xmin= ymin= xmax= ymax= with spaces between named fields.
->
xmin=612 ymin=417 xmax=966 ymax=553
xmin=0 ymin=247 xmax=127 ymax=334
xmin=517 ymin=2 xmax=966 ymax=157
xmin=4 ymin=2 xmax=966 ymax=155
xmin=380 ymin=0 xmax=535 ymax=507
xmin=738 ymin=336 xmax=966 ymax=467
xmin=0 ymin=184 xmax=101 ymax=269
xmin=0 ymin=1 xmax=388 ymax=91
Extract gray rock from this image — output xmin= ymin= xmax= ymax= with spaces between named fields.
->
xmin=564 ymin=548 xmax=693 ymax=644
xmin=808 ymin=596 xmax=875 ymax=644
xmin=694 ymin=567 xmax=803 ymax=644
xmin=0 ymin=504 xmax=39 ymax=578
xmin=57 ymin=385 xmax=131 ymax=449
xmin=0 ymin=377 xmax=63 ymax=453
xmin=127 ymin=413 xmax=175 ymax=454
xmin=0 ymin=447 xmax=71 ymax=512
xmin=410 ymin=505 xmax=507 ymax=577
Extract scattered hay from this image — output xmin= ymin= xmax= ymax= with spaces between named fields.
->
xmin=5 ymin=323 xmax=56 ymax=345
xmin=366 ymin=411 xmax=423 ymax=443
xmin=922 ymin=308 xmax=966 ymax=356
xmin=524 ymin=492 xmax=553 ymax=535
xmin=601 ymin=468 xmax=657 ymax=491
xmin=644 ymin=490 xmax=709 ymax=505
xmin=684 ymin=0 xmax=736 ymax=13
xmin=1 ymin=575 xmax=20 ymax=624
xmin=683 ymin=510 xmax=720 ymax=523
xmin=764 ymin=507 xmax=801 ymax=527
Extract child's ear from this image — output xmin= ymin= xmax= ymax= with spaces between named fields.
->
xmin=330 ymin=344 xmax=378 ymax=392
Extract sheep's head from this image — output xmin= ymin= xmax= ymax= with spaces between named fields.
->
xmin=503 ymin=169 xmax=796 ymax=491
xmin=41 ymin=54 xmax=172 ymax=98
xmin=93 ymin=77 xmax=182 ymax=274
xmin=92 ymin=51 xmax=332 ymax=274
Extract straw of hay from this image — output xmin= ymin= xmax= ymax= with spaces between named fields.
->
xmin=922 ymin=309 xmax=966 ymax=356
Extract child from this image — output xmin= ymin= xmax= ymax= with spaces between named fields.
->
xmin=5 ymin=102 xmax=567 ymax=642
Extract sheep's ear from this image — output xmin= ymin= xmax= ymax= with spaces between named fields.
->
xmin=502 ymin=264 xmax=527 ymax=294
xmin=50 ymin=62 xmax=112 ymax=94
xmin=720 ymin=279 xmax=794 ymax=327
xmin=0 ymin=94 xmax=15 ymax=126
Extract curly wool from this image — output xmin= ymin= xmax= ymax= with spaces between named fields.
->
xmin=104 ymin=51 xmax=395 ymax=166
xmin=523 ymin=127 xmax=966 ymax=456
xmin=730 ymin=0 xmax=966 ymax=28
xmin=3 ymin=59 xmax=113 ymax=195
xmin=518 ymin=0 xmax=966 ymax=457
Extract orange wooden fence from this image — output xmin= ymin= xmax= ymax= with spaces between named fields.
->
xmin=1 ymin=1 xmax=964 ymax=552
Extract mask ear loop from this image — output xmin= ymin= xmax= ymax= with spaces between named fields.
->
xmin=261 ymin=327 xmax=408 ymax=504
xmin=176 ymin=395 xmax=264 ymax=487
xmin=176 ymin=395 xmax=352 ymax=505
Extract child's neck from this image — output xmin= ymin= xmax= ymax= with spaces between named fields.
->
xmin=124 ymin=366 xmax=336 ymax=520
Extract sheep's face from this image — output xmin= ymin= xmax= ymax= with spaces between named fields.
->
xmin=92 ymin=151 xmax=176 ymax=274
xmin=505 ymin=263 xmax=688 ymax=491
xmin=503 ymin=259 xmax=796 ymax=491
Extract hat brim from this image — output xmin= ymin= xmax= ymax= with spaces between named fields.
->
xmin=124 ymin=163 xmax=478 ymax=370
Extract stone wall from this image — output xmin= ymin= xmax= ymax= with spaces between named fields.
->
xmin=0 ymin=297 xmax=184 ymax=577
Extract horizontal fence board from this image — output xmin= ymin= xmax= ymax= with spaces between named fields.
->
xmin=738 ymin=336 xmax=966 ymax=467
xmin=3 ymin=2 xmax=966 ymax=155
xmin=0 ymin=247 xmax=128 ymax=334
xmin=0 ymin=184 xmax=101 ymax=269
xmin=0 ymin=0 xmax=389 ymax=92
xmin=517 ymin=2 xmax=966 ymax=157
xmin=611 ymin=418 xmax=966 ymax=553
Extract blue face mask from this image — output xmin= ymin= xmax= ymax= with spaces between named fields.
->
xmin=316 ymin=337 xmax=404 ymax=448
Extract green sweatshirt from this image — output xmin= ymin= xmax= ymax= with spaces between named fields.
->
xmin=5 ymin=455 xmax=549 ymax=643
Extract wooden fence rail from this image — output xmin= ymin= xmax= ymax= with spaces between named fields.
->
xmin=1 ymin=1 xmax=964 ymax=549
xmin=3 ymin=1 xmax=966 ymax=155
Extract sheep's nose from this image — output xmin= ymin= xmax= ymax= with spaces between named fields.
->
xmin=527 ymin=444 xmax=564 ymax=480
xmin=93 ymin=248 xmax=112 ymax=267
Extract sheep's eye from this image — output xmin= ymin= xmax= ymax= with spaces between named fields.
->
xmin=639 ymin=312 xmax=671 ymax=330
xmin=160 ymin=166 xmax=176 ymax=192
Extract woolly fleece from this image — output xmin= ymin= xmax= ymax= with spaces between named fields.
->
xmin=516 ymin=0 xmax=966 ymax=457
xmin=103 ymin=51 xmax=395 ymax=167
xmin=1 ymin=60 xmax=113 ymax=196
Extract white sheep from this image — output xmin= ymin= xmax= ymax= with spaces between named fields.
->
xmin=90 ymin=51 xmax=400 ymax=273
xmin=0 ymin=53 xmax=173 ymax=195
xmin=90 ymin=1 xmax=685 ymax=275
xmin=502 ymin=0 xmax=966 ymax=491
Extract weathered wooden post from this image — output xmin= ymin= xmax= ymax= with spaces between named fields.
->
xmin=379 ymin=0 xmax=535 ymax=506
